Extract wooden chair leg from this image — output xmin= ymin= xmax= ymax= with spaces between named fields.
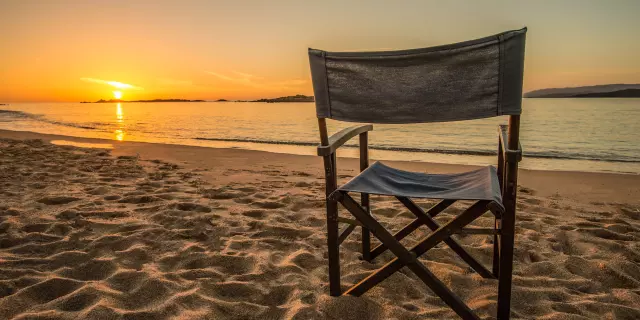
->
xmin=497 ymin=211 xmax=515 ymax=319
xmin=323 ymin=152 xmax=341 ymax=297
xmin=498 ymin=114 xmax=520 ymax=319
xmin=326 ymin=198 xmax=341 ymax=296
xmin=359 ymin=133 xmax=371 ymax=262
xmin=361 ymin=193 xmax=371 ymax=261
xmin=492 ymin=218 xmax=501 ymax=277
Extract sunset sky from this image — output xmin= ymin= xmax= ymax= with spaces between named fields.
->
xmin=1 ymin=0 xmax=639 ymax=102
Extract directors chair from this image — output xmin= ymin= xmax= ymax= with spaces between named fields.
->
xmin=308 ymin=28 xmax=526 ymax=319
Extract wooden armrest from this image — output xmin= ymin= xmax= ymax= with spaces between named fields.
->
xmin=498 ymin=125 xmax=522 ymax=163
xmin=317 ymin=124 xmax=373 ymax=156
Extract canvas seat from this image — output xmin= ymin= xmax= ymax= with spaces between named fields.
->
xmin=336 ymin=161 xmax=504 ymax=212
xmin=308 ymin=27 xmax=527 ymax=320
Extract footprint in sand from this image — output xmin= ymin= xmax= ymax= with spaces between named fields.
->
xmin=103 ymin=195 xmax=121 ymax=201
xmin=578 ymin=227 xmax=635 ymax=241
xmin=241 ymin=209 xmax=267 ymax=219
xmin=55 ymin=209 xmax=79 ymax=220
xmin=37 ymin=196 xmax=81 ymax=205
xmin=86 ymin=186 xmax=110 ymax=195
xmin=80 ymin=210 xmax=130 ymax=219
xmin=0 ymin=207 xmax=21 ymax=217
xmin=289 ymin=251 xmax=323 ymax=270
xmin=251 ymin=201 xmax=286 ymax=209
xmin=619 ymin=207 xmax=640 ymax=220
xmin=47 ymin=223 xmax=73 ymax=236
xmin=169 ymin=202 xmax=212 ymax=213
xmin=118 ymin=195 xmax=162 ymax=204
xmin=201 ymin=188 xmax=248 ymax=200
xmin=21 ymin=223 xmax=49 ymax=233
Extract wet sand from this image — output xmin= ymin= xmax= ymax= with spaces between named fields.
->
xmin=1 ymin=129 xmax=639 ymax=319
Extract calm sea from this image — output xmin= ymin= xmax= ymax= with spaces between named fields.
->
xmin=1 ymin=99 xmax=639 ymax=174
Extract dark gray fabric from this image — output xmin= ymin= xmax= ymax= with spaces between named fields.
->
xmin=337 ymin=162 xmax=504 ymax=211
xmin=499 ymin=30 xmax=527 ymax=114
xmin=308 ymin=49 xmax=330 ymax=117
xmin=309 ymin=28 xmax=526 ymax=123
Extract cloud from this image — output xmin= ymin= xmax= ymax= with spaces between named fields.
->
xmin=205 ymin=71 xmax=306 ymax=89
xmin=81 ymin=78 xmax=144 ymax=90
xmin=206 ymin=71 xmax=249 ymax=83
xmin=231 ymin=71 xmax=262 ymax=80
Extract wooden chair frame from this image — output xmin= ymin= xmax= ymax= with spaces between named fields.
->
xmin=317 ymin=116 xmax=522 ymax=320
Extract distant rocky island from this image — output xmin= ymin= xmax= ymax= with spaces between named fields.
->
xmin=524 ymin=84 xmax=640 ymax=98
xmin=81 ymin=99 xmax=206 ymax=103
xmin=252 ymin=94 xmax=314 ymax=103
xmin=81 ymin=95 xmax=316 ymax=104
xmin=570 ymin=89 xmax=640 ymax=98
xmin=214 ymin=95 xmax=315 ymax=103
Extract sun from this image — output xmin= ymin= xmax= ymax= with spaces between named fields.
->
xmin=113 ymin=91 xmax=123 ymax=99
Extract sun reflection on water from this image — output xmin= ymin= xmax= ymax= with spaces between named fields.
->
xmin=115 ymin=129 xmax=124 ymax=141
xmin=115 ymin=103 xmax=125 ymax=141
xmin=116 ymin=103 xmax=123 ymax=122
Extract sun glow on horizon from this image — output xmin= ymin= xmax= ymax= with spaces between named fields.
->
xmin=113 ymin=91 xmax=123 ymax=99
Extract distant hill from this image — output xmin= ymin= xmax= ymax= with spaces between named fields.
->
xmin=572 ymin=89 xmax=640 ymax=98
xmin=82 ymin=99 xmax=206 ymax=103
xmin=524 ymin=84 xmax=640 ymax=98
xmin=252 ymin=94 xmax=314 ymax=103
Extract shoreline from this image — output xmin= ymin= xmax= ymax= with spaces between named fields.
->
xmin=2 ymin=129 xmax=639 ymax=204
xmin=2 ymin=101 xmax=639 ymax=174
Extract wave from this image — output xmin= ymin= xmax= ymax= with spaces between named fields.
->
xmin=3 ymin=108 xmax=638 ymax=165
xmin=194 ymin=137 xmax=318 ymax=147
xmin=193 ymin=137 xmax=640 ymax=163
xmin=0 ymin=109 xmax=97 ymax=130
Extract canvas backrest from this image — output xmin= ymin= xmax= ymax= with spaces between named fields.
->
xmin=309 ymin=28 xmax=526 ymax=124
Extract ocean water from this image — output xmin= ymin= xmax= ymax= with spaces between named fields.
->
xmin=1 ymin=99 xmax=639 ymax=174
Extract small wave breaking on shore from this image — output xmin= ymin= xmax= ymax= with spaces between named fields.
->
xmin=0 ymin=109 xmax=98 ymax=130
xmin=3 ymin=108 xmax=639 ymax=166
xmin=194 ymin=137 xmax=640 ymax=164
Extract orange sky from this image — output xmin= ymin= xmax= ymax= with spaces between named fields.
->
xmin=1 ymin=0 xmax=639 ymax=102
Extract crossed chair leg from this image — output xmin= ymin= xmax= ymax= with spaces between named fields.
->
xmin=326 ymin=191 xmax=515 ymax=320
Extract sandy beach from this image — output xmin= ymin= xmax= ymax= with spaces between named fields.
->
xmin=1 ymin=129 xmax=639 ymax=319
